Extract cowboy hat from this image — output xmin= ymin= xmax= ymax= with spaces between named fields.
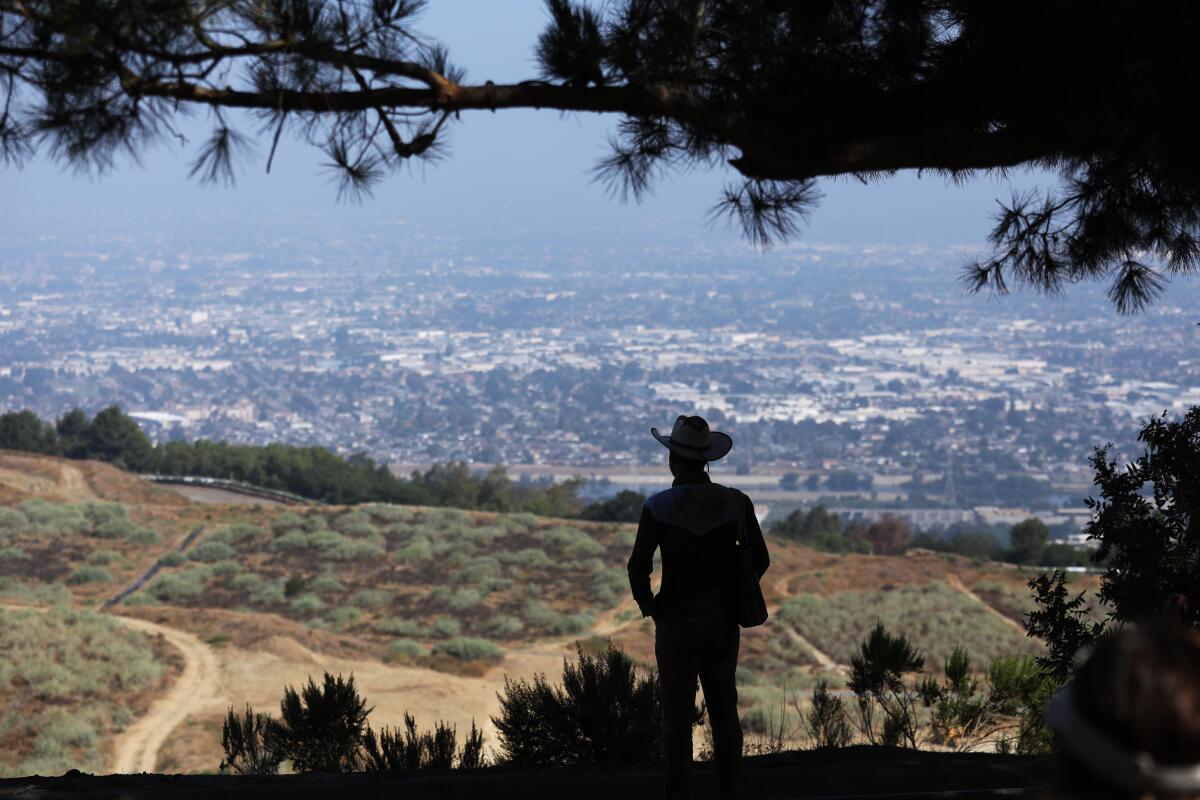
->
xmin=651 ymin=415 xmax=733 ymax=461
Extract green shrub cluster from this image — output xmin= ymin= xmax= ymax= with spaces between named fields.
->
xmin=431 ymin=637 xmax=502 ymax=661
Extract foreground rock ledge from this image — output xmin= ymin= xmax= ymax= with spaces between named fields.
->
xmin=0 ymin=747 xmax=1048 ymax=800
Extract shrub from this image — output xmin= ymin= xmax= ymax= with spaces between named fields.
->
xmin=493 ymin=643 xmax=662 ymax=766
xmin=210 ymin=523 xmax=262 ymax=546
xmin=67 ymin=565 xmax=113 ymax=585
xmin=0 ymin=507 xmax=28 ymax=536
xmin=362 ymin=714 xmax=487 ymax=771
xmin=333 ymin=511 xmax=377 ymax=538
xmin=274 ymin=673 xmax=370 ymax=773
xmin=211 ymin=559 xmax=245 ymax=579
xmin=326 ymin=607 xmax=362 ymax=628
xmin=20 ymin=500 xmax=89 ymax=536
xmin=499 ymin=547 xmax=555 ymax=570
xmin=307 ymin=529 xmax=349 ymax=552
xmin=82 ymin=502 xmax=127 ymax=527
xmin=231 ymin=572 xmax=263 ymax=594
xmin=0 ymin=547 xmax=29 ymax=561
xmin=806 ymin=679 xmax=852 ymax=748
xmin=484 ymin=614 xmax=524 ymax=640
xmin=386 ymin=639 xmax=426 ymax=661
xmin=848 ymin=622 xmax=925 ymax=748
xmin=374 ymin=619 xmax=422 ymax=637
xmin=271 ymin=512 xmax=306 ymax=536
xmin=433 ymin=637 xmax=503 ymax=661
xmin=190 ymin=540 xmax=238 ymax=563
xmin=290 ymin=593 xmax=325 ymax=616
xmin=93 ymin=519 xmax=137 ymax=540
xmin=536 ymin=526 xmax=603 ymax=556
xmin=220 ymin=705 xmax=283 ymax=775
xmin=447 ymin=588 xmax=482 ymax=612
xmin=148 ymin=569 xmax=208 ymax=602
xmin=451 ymin=557 xmax=502 ymax=586
xmin=363 ymin=504 xmax=415 ymax=523
xmin=310 ymin=571 xmax=346 ymax=595
xmin=350 ymin=589 xmax=390 ymax=609
xmin=521 ymin=599 xmax=563 ymax=632
xmin=555 ymin=612 xmax=594 ymax=636
xmin=124 ymin=527 xmax=160 ymax=545
xmin=268 ymin=531 xmax=310 ymax=553
xmin=86 ymin=549 xmax=121 ymax=565
xmin=431 ymin=617 xmax=462 ymax=639
xmin=326 ymin=539 xmax=385 ymax=562
xmin=393 ymin=538 xmax=433 ymax=564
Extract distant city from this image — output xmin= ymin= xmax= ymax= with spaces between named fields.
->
xmin=2 ymin=214 xmax=1197 ymax=521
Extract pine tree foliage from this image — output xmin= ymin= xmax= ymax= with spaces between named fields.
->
xmin=3 ymin=1 xmax=1199 ymax=307
xmin=220 ymin=705 xmax=284 ymax=775
xmin=275 ymin=672 xmax=372 ymax=773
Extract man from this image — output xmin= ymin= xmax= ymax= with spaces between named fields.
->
xmin=628 ymin=415 xmax=770 ymax=800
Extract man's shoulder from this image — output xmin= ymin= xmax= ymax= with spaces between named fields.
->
xmin=644 ymin=483 xmax=744 ymax=519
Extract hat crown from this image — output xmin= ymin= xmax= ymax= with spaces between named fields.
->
xmin=670 ymin=416 xmax=710 ymax=449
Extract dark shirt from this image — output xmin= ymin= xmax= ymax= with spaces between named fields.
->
xmin=627 ymin=473 xmax=770 ymax=621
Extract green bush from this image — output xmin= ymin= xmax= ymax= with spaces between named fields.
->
xmin=211 ymin=559 xmax=245 ymax=579
xmin=268 ymin=531 xmax=310 ymax=553
xmin=349 ymin=589 xmax=390 ymax=609
xmin=555 ymin=612 xmax=594 ymax=635
xmin=310 ymin=571 xmax=346 ymax=595
xmin=385 ymin=639 xmax=425 ymax=661
xmin=231 ymin=572 xmax=262 ymax=594
xmin=66 ymin=565 xmax=113 ymax=585
xmin=190 ymin=540 xmax=238 ymax=563
xmin=271 ymin=512 xmax=306 ymax=535
xmin=451 ymin=557 xmax=502 ymax=586
xmin=19 ymin=500 xmax=89 ymax=536
xmin=124 ymin=527 xmax=160 ymax=545
xmin=537 ymin=526 xmax=604 ymax=558
xmin=521 ymin=599 xmax=563 ymax=632
xmin=393 ymin=538 xmax=433 ymax=564
xmin=92 ymin=518 xmax=137 ymax=540
xmin=447 ymin=588 xmax=482 ymax=611
xmin=431 ymin=617 xmax=462 ymax=639
xmin=86 ymin=549 xmax=122 ymax=565
xmin=363 ymin=504 xmax=415 ymax=523
xmin=248 ymin=578 xmax=287 ymax=607
xmin=0 ymin=507 xmax=28 ymax=536
xmin=290 ymin=593 xmax=325 ymax=615
xmin=148 ymin=569 xmax=209 ymax=602
xmin=326 ymin=607 xmax=362 ymax=628
xmin=333 ymin=511 xmax=377 ymax=538
xmin=307 ymin=529 xmax=349 ymax=552
xmin=373 ymin=619 xmax=422 ymax=637
xmin=209 ymin=523 xmax=262 ymax=546
xmin=326 ymin=539 xmax=385 ymax=561
xmin=0 ymin=546 xmax=29 ymax=561
xmin=432 ymin=637 xmax=502 ymax=661
xmin=498 ymin=547 xmax=553 ymax=569
xmin=484 ymin=614 xmax=524 ymax=639
xmin=82 ymin=502 xmax=127 ymax=528
xmin=220 ymin=705 xmax=283 ymax=775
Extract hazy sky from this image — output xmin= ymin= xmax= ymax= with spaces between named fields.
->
xmin=1 ymin=1 xmax=1055 ymax=245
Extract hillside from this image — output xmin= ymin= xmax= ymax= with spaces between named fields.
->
xmin=0 ymin=451 xmax=1082 ymax=777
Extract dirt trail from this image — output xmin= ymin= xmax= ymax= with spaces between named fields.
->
xmin=946 ymin=573 xmax=1027 ymax=637
xmin=109 ymin=616 xmax=223 ymax=774
xmin=769 ymin=574 xmax=842 ymax=671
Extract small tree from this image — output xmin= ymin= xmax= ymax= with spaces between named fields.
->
xmin=848 ymin=622 xmax=925 ymax=748
xmin=220 ymin=705 xmax=284 ymax=775
xmin=275 ymin=672 xmax=371 ymax=773
xmin=1009 ymin=518 xmax=1049 ymax=564
xmin=804 ymin=679 xmax=852 ymax=749
xmin=492 ymin=642 xmax=662 ymax=766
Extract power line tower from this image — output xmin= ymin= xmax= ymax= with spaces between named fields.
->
xmin=942 ymin=445 xmax=958 ymax=507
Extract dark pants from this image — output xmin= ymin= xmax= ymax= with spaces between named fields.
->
xmin=655 ymin=612 xmax=742 ymax=800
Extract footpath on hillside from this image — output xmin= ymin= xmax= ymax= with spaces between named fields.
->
xmin=1 ymin=747 xmax=1047 ymax=799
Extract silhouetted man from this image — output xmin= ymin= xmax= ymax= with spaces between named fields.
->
xmin=628 ymin=415 xmax=770 ymax=800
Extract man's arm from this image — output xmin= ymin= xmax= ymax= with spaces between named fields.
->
xmin=627 ymin=505 xmax=660 ymax=618
xmin=742 ymin=493 xmax=770 ymax=578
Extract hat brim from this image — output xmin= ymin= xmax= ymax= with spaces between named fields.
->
xmin=651 ymin=427 xmax=732 ymax=461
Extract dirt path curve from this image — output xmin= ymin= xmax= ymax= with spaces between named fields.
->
xmin=769 ymin=575 xmax=842 ymax=671
xmin=109 ymin=616 xmax=222 ymax=774
xmin=946 ymin=573 xmax=1026 ymax=637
